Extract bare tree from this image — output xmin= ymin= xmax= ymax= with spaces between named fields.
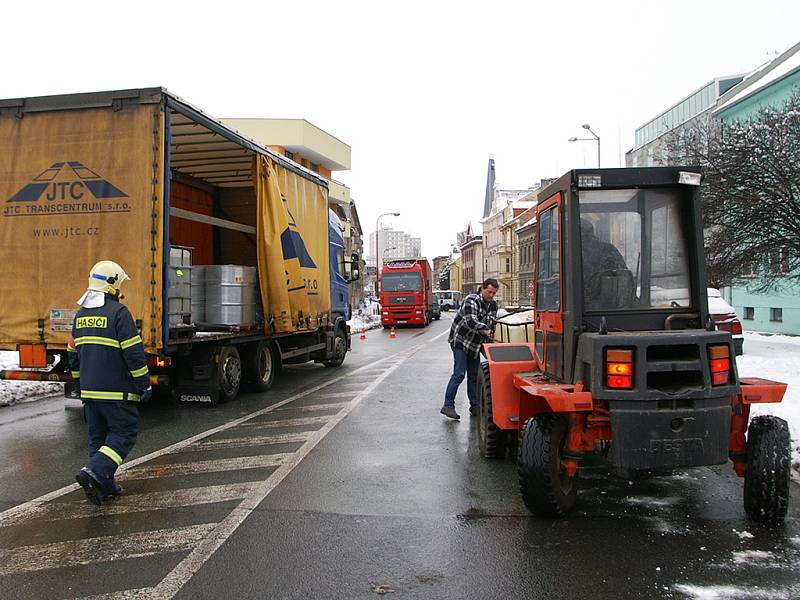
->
xmin=662 ymin=90 xmax=800 ymax=290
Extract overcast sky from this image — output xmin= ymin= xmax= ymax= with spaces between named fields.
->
xmin=3 ymin=1 xmax=798 ymax=259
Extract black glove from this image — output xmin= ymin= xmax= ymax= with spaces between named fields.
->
xmin=140 ymin=386 xmax=153 ymax=403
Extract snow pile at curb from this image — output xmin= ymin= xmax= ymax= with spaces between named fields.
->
xmin=0 ymin=351 xmax=63 ymax=407
xmin=738 ymin=332 xmax=800 ymax=481
xmin=347 ymin=314 xmax=381 ymax=333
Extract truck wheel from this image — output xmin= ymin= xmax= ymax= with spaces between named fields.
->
xmin=323 ymin=328 xmax=347 ymax=368
xmin=217 ymin=345 xmax=242 ymax=403
xmin=244 ymin=341 xmax=277 ymax=392
xmin=744 ymin=415 xmax=790 ymax=526
xmin=518 ymin=414 xmax=577 ymax=517
xmin=477 ymin=362 xmax=508 ymax=458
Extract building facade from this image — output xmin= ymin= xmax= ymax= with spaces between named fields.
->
xmin=714 ymin=42 xmax=800 ymax=334
xmin=516 ymin=220 xmax=536 ymax=306
xmin=369 ymin=227 xmax=422 ymax=269
xmin=626 ymin=75 xmax=744 ymax=167
xmin=432 ymin=255 xmax=450 ymax=290
xmin=460 ymin=235 xmax=484 ymax=297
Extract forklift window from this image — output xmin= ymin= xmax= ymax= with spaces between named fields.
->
xmin=536 ymin=205 xmax=560 ymax=311
xmin=579 ymin=188 xmax=691 ymax=311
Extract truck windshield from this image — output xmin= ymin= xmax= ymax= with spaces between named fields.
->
xmin=382 ymin=272 xmax=421 ymax=292
xmin=578 ymin=188 xmax=691 ymax=311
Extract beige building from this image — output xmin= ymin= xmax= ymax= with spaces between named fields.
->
xmin=482 ymin=192 xmax=535 ymax=305
xmin=221 ymin=118 xmax=365 ymax=305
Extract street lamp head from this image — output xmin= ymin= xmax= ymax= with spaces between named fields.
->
xmin=392 ymin=212 xmax=400 ymax=216
xmin=568 ymin=137 xmax=578 ymax=142
xmin=582 ymin=123 xmax=591 ymax=130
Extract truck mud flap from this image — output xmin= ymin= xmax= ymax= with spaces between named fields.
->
xmin=608 ymin=397 xmax=730 ymax=469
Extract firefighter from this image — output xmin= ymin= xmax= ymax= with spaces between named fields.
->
xmin=68 ymin=260 xmax=151 ymax=505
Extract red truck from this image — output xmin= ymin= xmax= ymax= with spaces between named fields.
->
xmin=380 ymin=258 xmax=433 ymax=327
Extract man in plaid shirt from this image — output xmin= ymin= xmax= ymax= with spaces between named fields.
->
xmin=441 ymin=278 xmax=499 ymax=420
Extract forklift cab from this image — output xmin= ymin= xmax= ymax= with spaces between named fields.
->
xmin=533 ymin=167 xmax=712 ymax=383
xmin=478 ymin=167 xmax=789 ymax=524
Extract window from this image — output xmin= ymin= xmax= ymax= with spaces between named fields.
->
xmin=285 ymin=150 xmax=294 ymax=161
xmin=505 ymin=257 xmax=511 ymax=272
xmin=769 ymin=247 xmax=790 ymax=275
xmin=744 ymin=306 xmax=754 ymax=320
xmin=579 ymin=188 xmax=691 ymax=311
xmin=770 ymin=307 xmax=783 ymax=322
xmin=311 ymin=162 xmax=320 ymax=173
xmin=536 ymin=204 xmax=560 ymax=311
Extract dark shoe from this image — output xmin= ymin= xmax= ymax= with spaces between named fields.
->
xmin=76 ymin=468 xmax=104 ymax=506
xmin=440 ymin=407 xmax=460 ymax=420
xmin=104 ymin=481 xmax=123 ymax=501
xmin=469 ymin=406 xmax=478 ymax=417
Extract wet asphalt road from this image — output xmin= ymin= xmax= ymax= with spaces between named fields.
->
xmin=1 ymin=316 xmax=799 ymax=599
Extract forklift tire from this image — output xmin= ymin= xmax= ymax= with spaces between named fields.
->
xmin=518 ymin=414 xmax=577 ymax=517
xmin=743 ymin=415 xmax=790 ymax=526
xmin=244 ymin=340 xmax=277 ymax=393
xmin=477 ymin=362 xmax=508 ymax=459
xmin=217 ymin=345 xmax=242 ymax=404
xmin=323 ymin=328 xmax=347 ymax=368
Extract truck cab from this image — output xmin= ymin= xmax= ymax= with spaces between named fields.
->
xmin=380 ymin=258 xmax=433 ymax=327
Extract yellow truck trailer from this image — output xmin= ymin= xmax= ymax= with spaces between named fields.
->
xmin=0 ymin=88 xmax=359 ymax=404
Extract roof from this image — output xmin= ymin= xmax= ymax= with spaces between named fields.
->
xmin=714 ymin=40 xmax=800 ymax=114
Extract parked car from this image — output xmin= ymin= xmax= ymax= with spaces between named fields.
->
xmin=708 ymin=287 xmax=744 ymax=355
xmin=431 ymin=298 xmax=441 ymax=320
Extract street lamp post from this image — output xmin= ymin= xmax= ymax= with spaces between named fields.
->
xmin=375 ymin=212 xmax=400 ymax=297
xmin=568 ymin=123 xmax=601 ymax=168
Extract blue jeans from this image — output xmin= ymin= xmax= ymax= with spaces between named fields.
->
xmin=443 ymin=344 xmax=480 ymax=410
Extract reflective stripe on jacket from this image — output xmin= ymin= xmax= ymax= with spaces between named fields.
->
xmin=68 ymin=295 xmax=149 ymax=401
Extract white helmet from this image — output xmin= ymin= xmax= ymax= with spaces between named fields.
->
xmin=87 ymin=260 xmax=130 ymax=295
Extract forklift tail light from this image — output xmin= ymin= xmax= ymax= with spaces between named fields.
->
xmin=709 ymin=344 xmax=730 ymax=386
xmin=606 ymin=348 xmax=633 ymax=389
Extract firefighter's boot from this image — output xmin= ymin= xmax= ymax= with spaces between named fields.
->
xmin=104 ymin=480 xmax=124 ymax=501
xmin=76 ymin=467 xmax=104 ymax=506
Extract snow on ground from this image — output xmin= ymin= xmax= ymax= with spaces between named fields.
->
xmin=737 ymin=332 xmax=800 ymax=479
xmin=0 ymin=351 xmax=62 ymax=406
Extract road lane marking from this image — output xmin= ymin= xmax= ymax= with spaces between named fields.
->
xmin=0 ymin=523 xmax=214 ymax=576
xmin=187 ymin=432 xmax=312 ymax=451
xmin=0 ymin=484 xmax=260 ymax=527
xmin=275 ymin=401 xmax=350 ymax=412
xmin=150 ymin=328 xmax=449 ymax=599
xmin=238 ymin=415 xmax=331 ymax=429
xmin=125 ymin=454 xmax=292 ymax=478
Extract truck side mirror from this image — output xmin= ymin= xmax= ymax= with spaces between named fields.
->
xmin=349 ymin=253 xmax=361 ymax=282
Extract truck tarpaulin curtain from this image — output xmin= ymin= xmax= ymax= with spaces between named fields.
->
xmin=255 ymin=155 xmax=314 ymax=334
xmin=0 ymin=105 xmax=165 ymax=352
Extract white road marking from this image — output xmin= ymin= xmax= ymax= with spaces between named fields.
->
xmin=238 ymin=415 xmax=331 ymax=429
xmin=187 ymin=432 xmax=312 ymax=451
xmin=125 ymin=454 xmax=292 ymax=478
xmin=275 ymin=401 xmax=350 ymax=412
xmin=78 ymin=589 xmax=155 ymax=600
xmin=0 ymin=484 xmax=259 ymax=527
xmin=0 ymin=523 xmax=214 ymax=576
xmin=150 ymin=329 xmax=449 ymax=599
xmin=306 ymin=391 xmax=360 ymax=399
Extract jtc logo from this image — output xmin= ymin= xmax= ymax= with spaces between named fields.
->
xmin=8 ymin=161 xmax=128 ymax=203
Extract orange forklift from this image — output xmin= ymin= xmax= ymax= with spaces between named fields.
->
xmin=477 ymin=167 xmax=790 ymax=525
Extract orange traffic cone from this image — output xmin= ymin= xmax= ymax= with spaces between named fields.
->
xmin=389 ymin=327 xmax=396 ymax=339
xmin=359 ymin=328 xmax=367 ymax=340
